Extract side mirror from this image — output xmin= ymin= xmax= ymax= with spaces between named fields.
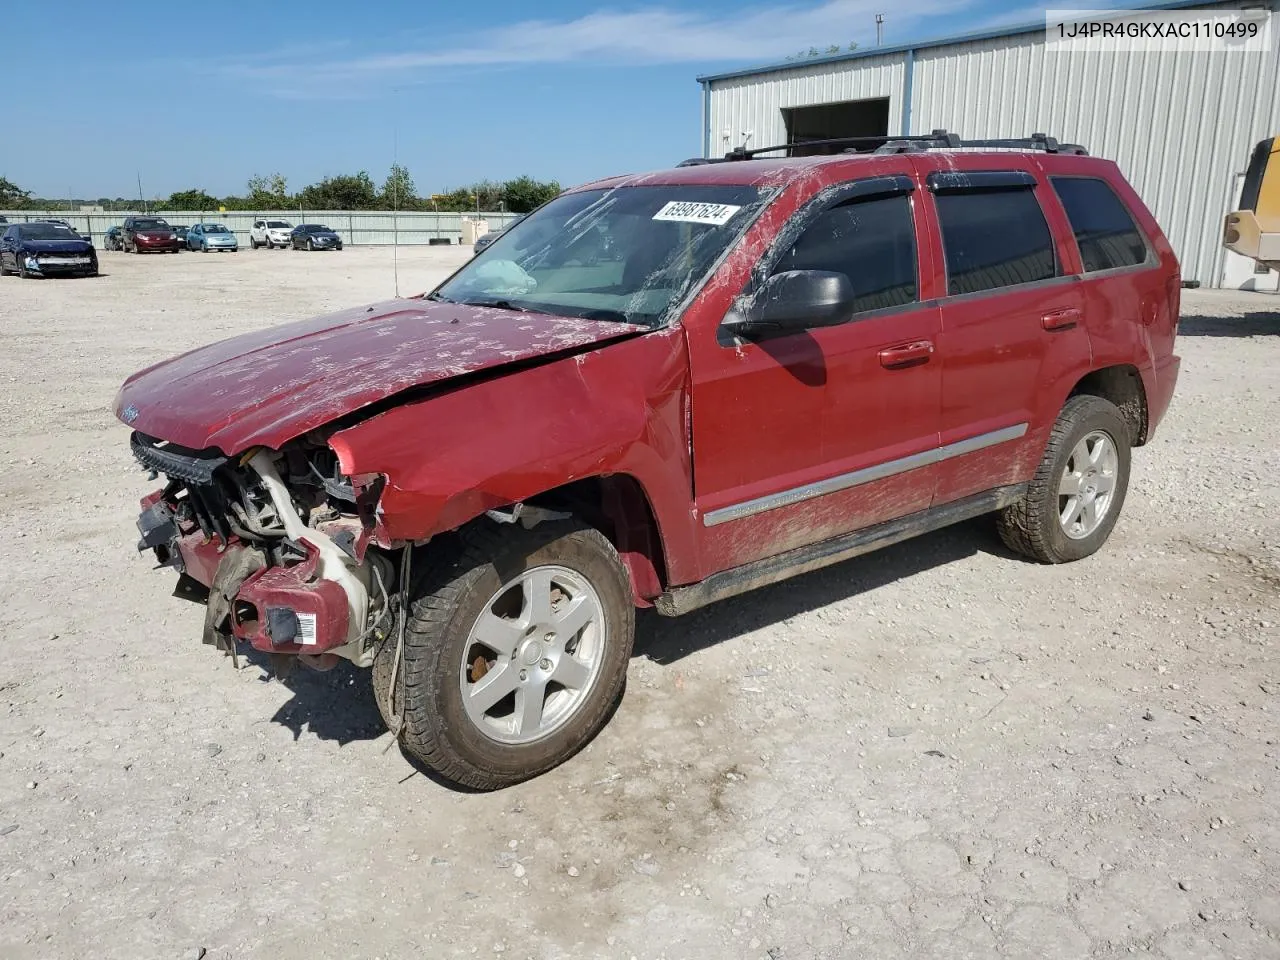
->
xmin=726 ymin=270 xmax=855 ymax=337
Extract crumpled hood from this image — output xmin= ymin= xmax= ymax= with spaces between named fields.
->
xmin=114 ymin=298 xmax=645 ymax=453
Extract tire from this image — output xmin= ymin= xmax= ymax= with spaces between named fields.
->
xmin=306 ymin=239 xmax=314 ymax=251
xmin=997 ymin=395 xmax=1132 ymax=564
xmin=0 ymin=258 xmax=11 ymax=276
xmin=250 ymin=237 xmax=260 ymax=249
xmin=373 ymin=521 xmax=634 ymax=790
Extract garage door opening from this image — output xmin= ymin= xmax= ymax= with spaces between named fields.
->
xmin=782 ymin=97 xmax=890 ymax=155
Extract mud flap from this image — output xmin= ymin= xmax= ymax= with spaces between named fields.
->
xmin=202 ymin=546 xmax=267 ymax=658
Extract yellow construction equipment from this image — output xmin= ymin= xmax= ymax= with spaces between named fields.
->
xmin=1224 ymin=136 xmax=1280 ymax=271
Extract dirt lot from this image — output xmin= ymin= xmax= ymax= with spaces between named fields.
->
xmin=1 ymin=246 xmax=1277 ymax=960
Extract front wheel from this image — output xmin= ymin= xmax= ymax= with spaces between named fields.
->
xmin=997 ymin=395 xmax=1132 ymax=564
xmin=306 ymin=239 xmax=314 ymax=251
xmin=373 ymin=522 xmax=634 ymax=790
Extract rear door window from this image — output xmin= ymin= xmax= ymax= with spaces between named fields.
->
xmin=935 ymin=187 xmax=1057 ymax=295
xmin=1050 ymin=177 xmax=1149 ymax=271
xmin=772 ymin=193 xmax=918 ymax=316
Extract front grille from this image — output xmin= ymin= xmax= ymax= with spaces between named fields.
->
xmin=131 ymin=432 xmax=227 ymax=484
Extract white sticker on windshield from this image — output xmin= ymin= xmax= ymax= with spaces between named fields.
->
xmin=652 ymin=201 xmax=742 ymax=226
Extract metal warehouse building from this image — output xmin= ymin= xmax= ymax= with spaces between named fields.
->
xmin=697 ymin=0 xmax=1280 ymax=289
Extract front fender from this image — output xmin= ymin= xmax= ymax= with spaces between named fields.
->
xmin=327 ymin=327 xmax=701 ymax=584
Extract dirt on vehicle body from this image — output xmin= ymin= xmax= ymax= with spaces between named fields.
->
xmin=116 ymin=135 xmax=1181 ymax=789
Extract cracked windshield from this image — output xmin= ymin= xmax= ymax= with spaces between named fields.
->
xmin=435 ymin=184 xmax=771 ymax=327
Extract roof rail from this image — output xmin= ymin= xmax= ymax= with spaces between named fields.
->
xmin=681 ymin=130 xmax=1089 ymax=164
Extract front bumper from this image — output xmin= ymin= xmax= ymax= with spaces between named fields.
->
xmin=135 ymin=237 xmax=181 ymax=251
xmin=131 ymin=438 xmax=377 ymax=664
xmin=24 ymin=253 xmax=96 ymax=274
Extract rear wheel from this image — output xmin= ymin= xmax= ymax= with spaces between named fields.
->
xmin=373 ymin=522 xmax=634 ymax=790
xmin=997 ymin=395 xmax=1131 ymax=564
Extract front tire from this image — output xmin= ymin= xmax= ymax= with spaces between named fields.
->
xmin=306 ymin=239 xmax=314 ymax=251
xmin=373 ymin=522 xmax=634 ymax=790
xmin=997 ymin=395 xmax=1131 ymax=564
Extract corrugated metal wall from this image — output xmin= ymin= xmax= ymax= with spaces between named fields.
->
xmin=0 ymin=210 xmax=521 ymax=246
xmin=911 ymin=33 xmax=1280 ymax=286
xmin=706 ymin=2 xmax=1280 ymax=286
xmin=707 ymin=53 xmax=904 ymax=157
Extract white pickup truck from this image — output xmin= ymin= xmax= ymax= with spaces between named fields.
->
xmin=249 ymin=219 xmax=294 ymax=250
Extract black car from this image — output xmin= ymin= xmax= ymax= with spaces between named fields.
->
xmin=171 ymin=225 xmax=190 ymax=245
xmin=0 ymin=222 xmax=98 ymax=278
xmin=104 ymin=226 xmax=124 ymax=251
xmin=290 ymin=224 xmax=343 ymax=251
xmin=472 ymin=215 xmax=525 ymax=255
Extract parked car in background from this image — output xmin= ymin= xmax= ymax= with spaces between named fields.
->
xmin=187 ymin=223 xmax=239 ymax=253
xmin=1 ymin=222 xmax=98 ymax=278
xmin=104 ymin=226 xmax=124 ymax=251
xmin=171 ymin=225 xmax=190 ymax=246
xmin=472 ymin=215 xmax=526 ymax=255
xmin=123 ymin=216 xmax=180 ymax=254
xmin=290 ymin=224 xmax=343 ymax=250
xmin=250 ymin=220 xmax=294 ymax=249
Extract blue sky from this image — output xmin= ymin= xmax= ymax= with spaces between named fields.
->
xmin=6 ymin=0 xmax=1045 ymax=200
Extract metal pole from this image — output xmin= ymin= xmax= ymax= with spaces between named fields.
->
xmin=876 ymin=13 xmax=884 ymax=46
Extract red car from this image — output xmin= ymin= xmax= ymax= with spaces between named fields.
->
xmin=116 ymin=132 xmax=1180 ymax=789
xmin=122 ymin=216 xmax=182 ymax=254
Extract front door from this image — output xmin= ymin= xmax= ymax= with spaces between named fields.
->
xmin=687 ymin=173 xmax=943 ymax=574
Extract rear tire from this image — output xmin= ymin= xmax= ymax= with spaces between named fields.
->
xmin=373 ymin=522 xmax=634 ymax=790
xmin=997 ymin=395 xmax=1131 ymax=564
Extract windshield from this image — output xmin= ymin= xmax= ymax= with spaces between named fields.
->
xmin=18 ymin=225 xmax=80 ymax=241
xmin=303 ymin=225 xmax=328 ymax=232
xmin=134 ymin=219 xmax=168 ymax=231
xmin=203 ymin=224 xmax=230 ymax=234
xmin=267 ymin=221 xmax=291 ymax=229
xmin=435 ymin=184 xmax=771 ymax=327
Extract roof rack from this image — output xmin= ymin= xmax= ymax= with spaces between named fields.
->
xmin=676 ymin=129 xmax=1087 ymax=166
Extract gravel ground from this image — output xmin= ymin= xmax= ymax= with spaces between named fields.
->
xmin=1 ymin=246 xmax=1277 ymax=960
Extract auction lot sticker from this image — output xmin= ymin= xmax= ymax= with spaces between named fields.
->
xmin=652 ymin=201 xmax=742 ymax=226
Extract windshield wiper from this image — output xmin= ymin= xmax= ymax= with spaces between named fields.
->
xmin=461 ymin=299 xmax=532 ymax=312
xmin=425 ymin=291 xmax=455 ymax=303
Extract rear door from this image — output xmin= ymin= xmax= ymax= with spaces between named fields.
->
xmin=688 ymin=170 xmax=943 ymax=574
xmin=914 ymin=156 xmax=1091 ymax=506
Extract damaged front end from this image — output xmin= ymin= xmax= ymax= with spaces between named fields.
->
xmin=130 ymin=431 xmax=394 ymax=668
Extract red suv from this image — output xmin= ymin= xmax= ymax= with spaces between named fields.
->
xmin=116 ymin=132 xmax=1180 ymax=789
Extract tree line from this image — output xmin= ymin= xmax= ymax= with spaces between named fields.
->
xmin=0 ymin=167 xmax=561 ymax=213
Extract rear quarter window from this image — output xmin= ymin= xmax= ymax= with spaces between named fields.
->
xmin=1050 ymin=177 xmax=1150 ymax=272
xmin=935 ymin=188 xmax=1057 ymax=296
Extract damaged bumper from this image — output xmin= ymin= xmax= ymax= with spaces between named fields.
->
xmin=131 ymin=433 xmax=386 ymax=666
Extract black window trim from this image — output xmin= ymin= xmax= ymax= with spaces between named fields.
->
xmin=930 ymin=172 xmax=1064 ymax=303
xmin=927 ymin=170 xmax=1038 ymax=193
xmin=720 ymin=174 xmax=922 ymax=344
xmin=1048 ymin=173 xmax=1155 ymax=279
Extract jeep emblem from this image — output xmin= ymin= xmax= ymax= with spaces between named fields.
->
xmin=122 ymin=404 xmax=140 ymax=424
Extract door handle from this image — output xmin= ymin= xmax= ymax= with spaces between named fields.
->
xmin=878 ymin=340 xmax=934 ymax=369
xmin=1041 ymin=308 xmax=1081 ymax=331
